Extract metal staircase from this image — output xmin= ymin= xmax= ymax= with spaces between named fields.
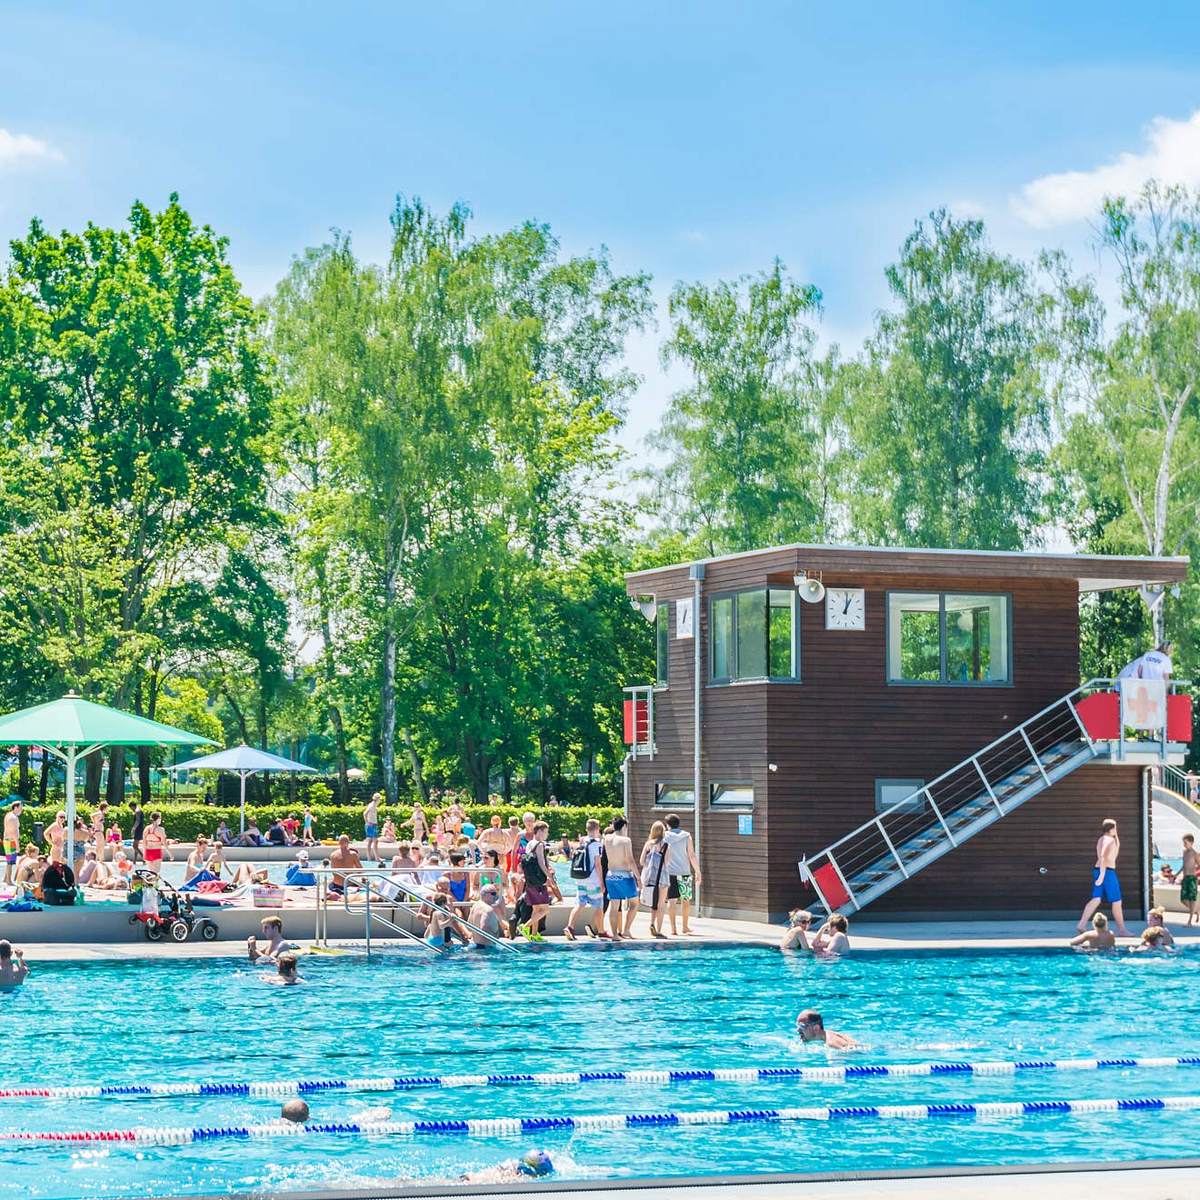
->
xmin=798 ymin=679 xmax=1180 ymax=917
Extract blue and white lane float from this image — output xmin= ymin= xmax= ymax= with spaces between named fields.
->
xmin=2 ymin=1095 xmax=1197 ymax=1146
xmin=1 ymin=1055 xmax=1197 ymax=1102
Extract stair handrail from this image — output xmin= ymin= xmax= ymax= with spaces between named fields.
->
xmin=805 ymin=678 xmax=1120 ymax=876
xmin=342 ymin=868 xmax=519 ymax=953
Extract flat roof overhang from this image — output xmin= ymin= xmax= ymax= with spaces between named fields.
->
xmin=626 ymin=541 xmax=1189 ymax=593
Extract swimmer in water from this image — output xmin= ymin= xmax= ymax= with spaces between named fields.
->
xmin=1132 ymin=926 xmax=1174 ymax=953
xmin=247 ymin=916 xmax=296 ymax=963
xmin=779 ymin=909 xmax=815 ymax=952
xmin=281 ymin=1098 xmax=310 ymax=1123
xmin=0 ymin=941 xmax=28 ymax=991
xmin=1068 ymin=911 xmax=1116 ymax=951
xmin=268 ymin=952 xmax=302 ymax=986
xmin=461 ymin=1149 xmax=555 ymax=1184
xmin=795 ymin=1008 xmax=857 ymax=1049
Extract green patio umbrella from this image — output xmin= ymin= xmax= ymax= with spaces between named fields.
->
xmin=0 ymin=692 xmax=215 ymax=864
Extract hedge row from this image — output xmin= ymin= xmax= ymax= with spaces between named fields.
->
xmin=9 ymin=802 xmax=626 ymax=845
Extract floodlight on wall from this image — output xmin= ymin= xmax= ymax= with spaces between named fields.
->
xmin=630 ymin=596 xmax=658 ymax=623
xmin=794 ymin=572 xmax=825 ymax=604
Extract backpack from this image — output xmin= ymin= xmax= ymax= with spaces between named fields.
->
xmin=521 ymin=844 xmax=547 ymax=887
xmin=570 ymin=838 xmax=596 ymax=880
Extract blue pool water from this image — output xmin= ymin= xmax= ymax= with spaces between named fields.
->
xmin=2 ymin=943 xmax=1199 ymax=1198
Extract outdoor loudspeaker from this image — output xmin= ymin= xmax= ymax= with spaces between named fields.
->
xmin=795 ymin=574 xmax=825 ymax=604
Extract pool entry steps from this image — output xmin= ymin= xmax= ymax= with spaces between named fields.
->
xmin=800 ymin=677 xmax=1192 ymax=916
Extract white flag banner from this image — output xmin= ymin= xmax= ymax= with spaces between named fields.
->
xmin=1120 ymin=677 xmax=1166 ymax=731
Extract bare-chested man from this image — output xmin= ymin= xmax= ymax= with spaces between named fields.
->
xmin=603 ymin=817 xmax=639 ymax=939
xmin=329 ymin=834 xmax=362 ymax=896
xmin=2 ymin=800 xmax=22 ymax=886
xmin=1180 ymin=834 xmax=1199 ymax=926
xmin=1076 ymin=818 xmax=1132 ymax=937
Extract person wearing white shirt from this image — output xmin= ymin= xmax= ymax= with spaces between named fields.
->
xmin=1118 ymin=643 xmax=1174 ymax=681
xmin=662 ymin=813 xmax=702 ymax=936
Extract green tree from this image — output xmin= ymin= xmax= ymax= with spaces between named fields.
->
xmin=0 ymin=195 xmax=271 ymax=801
xmin=649 ymin=263 xmax=830 ymax=554
xmin=1054 ymin=184 xmax=1200 ymax=648
xmin=848 ymin=210 xmax=1050 ymax=549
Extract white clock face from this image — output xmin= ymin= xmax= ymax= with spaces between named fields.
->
xmin=826 ymin=588 xmax=866 ymax=630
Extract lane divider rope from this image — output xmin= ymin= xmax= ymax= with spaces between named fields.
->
xmin=0 ymin=1055 xmax=1196 ymax=1102
xmin=0 ymin=1094 xmax=1194 ymax=1146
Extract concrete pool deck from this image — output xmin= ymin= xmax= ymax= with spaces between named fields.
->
xmin=13 ymin=911 xmax=1200 ymax=959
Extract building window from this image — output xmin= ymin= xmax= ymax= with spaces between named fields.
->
xmin=655 ymin=603 xmax=670 ymax=688
xmin=875 ymin=778 xmax=925 ymax=814
xmin=886 ymin=592 xmax=1011 ymax=685
xmin=710 ymin=782 xmax=754 ymax=810
xmin=709 ymin=588 xmax=798 ymax=683
xmin=655 ymin=784 xmax=695 ymax=809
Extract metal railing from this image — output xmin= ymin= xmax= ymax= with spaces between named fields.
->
xmin=799 ymin=678 xmax=1136 ymax=915
xmin=623 ymin=685 xmax=655 ymax=759
xmin=312 ymin=866 xmax=518 ymax=955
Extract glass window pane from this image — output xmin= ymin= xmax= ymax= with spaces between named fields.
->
xmin=768 ymin=588 xmax=795 ymax=678
xmin=655 ymin=785 xmax=695 ymax=809
xmin=710 ymin=783 xmax=754 ymax=809
xmin=736 ymin=590 xmax=767 ymax=680
xmin=711 ymin=597 xmax=733 ymax=680
xmin=655 ymin=604 xmax=670 ymax=687
xmin=946 ymin=594 xmax=1009 ymax=682
xmin=888 ymin=593 xmax=941 ymax=681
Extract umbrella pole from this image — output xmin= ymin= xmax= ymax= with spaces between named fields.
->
xmin=240 ymin=771 xmax=247 ymax=835
xmin=65 ymin=746 xmax=77 ymax=868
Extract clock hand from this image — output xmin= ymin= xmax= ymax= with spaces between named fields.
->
xmin=843 ymin=596 xmax=851 ymax=614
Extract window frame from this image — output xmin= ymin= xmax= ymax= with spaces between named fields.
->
xmin=654 ymin=602 xmax=670 ymax=690
xmin=708 ymin=587 xmax=801 ymax=686
xmin=654 ymin=782 xmax=696 ymax=810
xmin=885 ymin=590 xmax=1013 ymax=687
xmin=709 ymin=781 xmax=755 ymax=811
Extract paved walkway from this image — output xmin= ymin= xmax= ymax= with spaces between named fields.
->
xmin=15 ymin=912 xmax=1200 ymax=960
xmin=434 ymin=1164 xmax=1200 ymax=1200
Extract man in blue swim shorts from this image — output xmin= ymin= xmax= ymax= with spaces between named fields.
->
xmin=1076 ymin=818 xmax=1133 ymax=938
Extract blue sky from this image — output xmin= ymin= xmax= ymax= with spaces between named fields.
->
xmin=3 ymin=2 xmax=1200 ymax=465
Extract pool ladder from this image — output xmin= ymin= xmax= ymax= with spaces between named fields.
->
xmin=317 ymin=869 xmax=518 ymax=956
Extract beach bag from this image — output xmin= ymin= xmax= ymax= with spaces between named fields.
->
xmin=252 ymin=884 xmax=285 ymax=909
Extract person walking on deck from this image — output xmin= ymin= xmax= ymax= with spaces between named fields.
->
xmin=1076 ymin=818 xmax=1133 ymax=937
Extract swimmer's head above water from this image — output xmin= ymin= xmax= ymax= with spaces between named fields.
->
xmin=516 ymin=1149 xmax=554 ymax=1177
xmin=281 ymin=1098 xmax=310 ymax=1123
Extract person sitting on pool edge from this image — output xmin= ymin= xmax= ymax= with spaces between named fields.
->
xmin=779 ymin=909 xmax=815 ymax=952
xmin=1068 ymin=911 xmax=1116 ymax=951
xmin=795 ymin=1009 xmax=857 ymax=1049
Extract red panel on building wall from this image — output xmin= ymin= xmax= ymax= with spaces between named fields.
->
xmin=1075 ymin=691 xmax=1120 ymax=741
xmin=622 ymin=699 xmax=648 ymax=744
xmin=1168 ymin=693 xmax=1193 ymax=743
xmin=812 ymin=863 xmax=851 ymax=911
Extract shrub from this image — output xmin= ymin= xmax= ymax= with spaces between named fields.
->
xmin=9 ymin=800 xmax=626 ymax=845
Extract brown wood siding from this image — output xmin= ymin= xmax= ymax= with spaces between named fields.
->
xmin=624 ymin=550 xmax=1154 ymax=919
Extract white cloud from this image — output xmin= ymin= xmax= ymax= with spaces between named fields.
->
xmin=1013 ymin=110 xmax=1200 ymax=228
xmin=0 ymin=128 xmax=64 ymax=170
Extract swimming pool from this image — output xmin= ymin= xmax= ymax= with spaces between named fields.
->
xmin=2 ymin=943 xmax=1198 ymax=1198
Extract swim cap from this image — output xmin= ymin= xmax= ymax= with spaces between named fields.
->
xmin=517 ymin=1149 xmax=554 ymax=1176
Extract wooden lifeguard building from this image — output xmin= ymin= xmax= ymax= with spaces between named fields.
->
xmin=622 ymin=544 xmax=1192 ymax=921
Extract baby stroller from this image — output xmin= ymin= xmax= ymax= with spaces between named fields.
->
xmin=128 ymin=870 xmax=219 ymax=943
